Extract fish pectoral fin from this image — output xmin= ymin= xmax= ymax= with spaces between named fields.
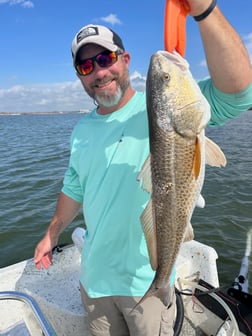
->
xmin=196 ymin=194 xmax=205 ymax=208
xmin=141 ymin=198 xmax=158 ymax=270
xmin=193 ymin=136 xmax=201 ymax=179
xmin=137 ymin=155 xmax=152 ymax=193
xmin=205 ymin=136 xmax=227 ymax=167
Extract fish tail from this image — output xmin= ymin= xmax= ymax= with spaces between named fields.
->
xmin=131 ymin=279 xmax=172 ymax=313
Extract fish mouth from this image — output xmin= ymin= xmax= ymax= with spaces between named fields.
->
xmin=155 ymin=50 xmax=189 ymax=71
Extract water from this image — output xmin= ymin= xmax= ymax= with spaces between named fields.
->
xmin=0 ymin=112 xmax=252 ymax=288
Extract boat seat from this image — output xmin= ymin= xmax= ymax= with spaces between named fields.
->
xmin=0 ymin=291 xmax=56 ymax=336
xmin=0 ymin=320 xmax=31 ymax=336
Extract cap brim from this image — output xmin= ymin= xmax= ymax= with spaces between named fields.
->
xmin=73 ymin=38 xmax=118 ymax=63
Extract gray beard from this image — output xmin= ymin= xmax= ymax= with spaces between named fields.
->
xmin=94 ymin=85 xmax=123 ymax=108
xmin=94 ymin=77 xmax=130 ymax=108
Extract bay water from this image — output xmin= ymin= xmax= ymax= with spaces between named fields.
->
xmin=0 ymin=111 xmax=251 ymax=288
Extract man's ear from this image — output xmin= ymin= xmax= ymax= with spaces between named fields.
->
xmin=121 ymin=52 xmax=131 ymax=65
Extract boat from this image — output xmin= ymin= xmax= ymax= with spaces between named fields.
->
xmin=0 ymin=228 xmax=251 ymax=336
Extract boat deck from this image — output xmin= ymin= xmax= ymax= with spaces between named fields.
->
xmin=1 ymin=240 xmax=241 ymax=335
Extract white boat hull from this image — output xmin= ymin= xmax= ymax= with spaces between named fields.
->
xmin=0 ymin=239 xmax=245 ymax=335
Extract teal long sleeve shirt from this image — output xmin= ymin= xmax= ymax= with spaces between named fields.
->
xmin=62 ymin=80 xmax=252 ymax=298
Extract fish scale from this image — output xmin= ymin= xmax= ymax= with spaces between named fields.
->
xmin=152 ymin=131 xmax=196 ymax=287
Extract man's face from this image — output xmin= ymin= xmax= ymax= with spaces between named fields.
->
xmin=76 ymin=44 xmax=131 ymax=109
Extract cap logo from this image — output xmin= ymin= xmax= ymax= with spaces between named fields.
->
xmin=77 ymin=26 xmax=99 ymax=44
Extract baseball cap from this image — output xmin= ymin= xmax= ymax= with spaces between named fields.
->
xmin=71 ymin=24 xmax=125 ymax=64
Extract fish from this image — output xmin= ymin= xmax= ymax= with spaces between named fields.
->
xmin=137 ymin=50 xmax=226 ymax=307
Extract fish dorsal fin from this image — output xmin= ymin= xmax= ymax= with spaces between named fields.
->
xmin=205 ymin=136 xmax=227 ymax=167
xmin=193 ymin=136 xmax=201 ymax=179
xmin=137 ymin=154 xmax=152 ymax=193
xmin=141 ymin=198 xmax=158 ymax=270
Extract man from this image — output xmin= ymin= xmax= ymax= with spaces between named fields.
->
xmin=34 ymin=0 xmax=252 ymax=335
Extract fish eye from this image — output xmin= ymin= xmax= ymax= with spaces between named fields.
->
xmin=164 ymin=73 xmax=170 ymax=81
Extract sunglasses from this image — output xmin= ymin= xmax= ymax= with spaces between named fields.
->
xmin=75 ymin=50 xmax=123 ymax=76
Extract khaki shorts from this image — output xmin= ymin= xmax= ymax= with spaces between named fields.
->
xmin=80 ymin=285 xmax=176 ymax=336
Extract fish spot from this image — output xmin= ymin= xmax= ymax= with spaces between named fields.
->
xmin=164 ymin=183 xmax=173 ymax=193
xmin=155 ymin=182 xmax=173 ymax=194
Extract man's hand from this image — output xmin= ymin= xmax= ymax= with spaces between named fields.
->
xmin=33 ymin=192 xmax=82 ymax=270
xmin=185 ymin=0 xmax=213 ymax=17
xmin=34 ymin=234 xmax=56 ymax=270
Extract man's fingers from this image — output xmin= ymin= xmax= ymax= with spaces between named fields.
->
xmin=34 ymin=252 xmax=53 ymax=270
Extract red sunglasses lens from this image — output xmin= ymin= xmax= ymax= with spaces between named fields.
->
xmin=76 ymin=59 xmax=93 ymax=76
xmin=96 ymin=52 xmax=117 ymax=67
xmin=76 ymin=51 xmax=119 ymax=76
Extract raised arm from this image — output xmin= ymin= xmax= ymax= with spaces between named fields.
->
xmin=188 ymin=0 xmax=252 ymax=93
xmin=34 ymin=192 xmax=81 ymax=269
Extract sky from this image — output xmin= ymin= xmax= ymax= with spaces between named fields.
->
xmin=0 ymin=0 xmax=252 ymax=113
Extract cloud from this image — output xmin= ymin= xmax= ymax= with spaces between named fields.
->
xmin=131 ymin=71 xmax=146 ymax=91
xmin=199 ymin=59 xmax=207 ymax=68
xmin=0 ymin=81 xmax=91 ymax=113
xmin=0 ymin=72 xmax=146 ymax=113
xmin=243 ymin=33 xmax=252 ymax=61
xmin=0 ymin=0 xmax=34 ymax=7
xmin=22 ymin=1 xmax=34 ymax=8
xmin=100 ymin=14 xmax=122 ymax=25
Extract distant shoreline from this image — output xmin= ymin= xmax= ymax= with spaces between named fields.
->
xmin=0 ymin=110 xmax=90 ymax=116
xmin=1 ymin=107 xmax=251 ymax=116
